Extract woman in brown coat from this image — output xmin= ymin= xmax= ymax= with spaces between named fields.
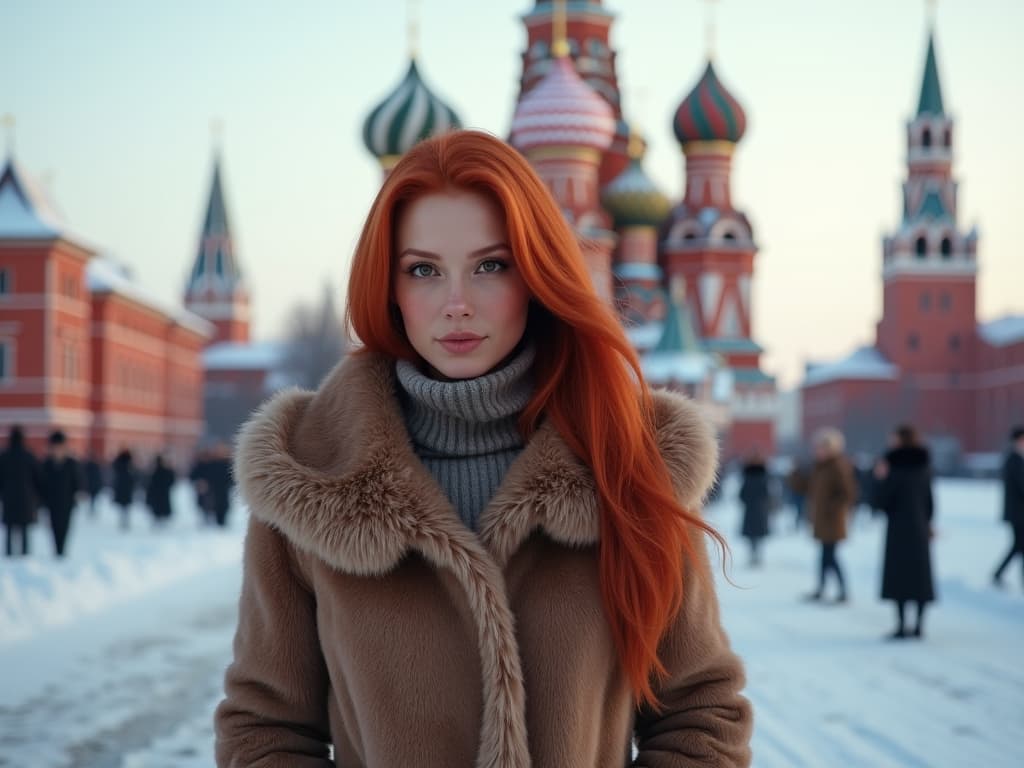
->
xmin=214 ymin=131 xmax=751 ymax=767
xmin=804 ymin=427 xmax=857 ymax=604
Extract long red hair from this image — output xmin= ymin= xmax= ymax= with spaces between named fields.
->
xmin=347 ymin=129 xmax=721 ymax=708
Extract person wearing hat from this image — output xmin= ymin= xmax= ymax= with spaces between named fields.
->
xmin=993 ymin=426 xmax=1024 ymax=588
xmin=0 ymin=425 xmax=44 ymax=556
xmin=42 ymin=430 xmax=83 ymax=557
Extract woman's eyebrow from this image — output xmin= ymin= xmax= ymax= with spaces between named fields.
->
xmin=398 ymin=248 xmax=440 ymax=260
xmin=469 ymin=243 xmax=512 ymax=257
xmin=398 ymin=243 xmax=511 ymax=260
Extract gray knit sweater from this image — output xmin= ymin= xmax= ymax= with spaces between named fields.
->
xmin=395 ymin=346 xmax=535 ymax=531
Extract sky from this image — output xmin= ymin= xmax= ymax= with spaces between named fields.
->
xmin=3 ymin=0 xmax=1022 ymax=389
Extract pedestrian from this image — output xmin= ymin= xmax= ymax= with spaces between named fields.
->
xmin=0 ymin=425 xmax=43 ymax=557
xmin=204 ymin=443 xmax=233 ymax=528
xmin=215 ymin=130 xmax=752 ymax=767
xmin=145 ymin=454 xmax=176 ymax=526
xmin=188 ymin=448 xmax=214 ymax=526
xmin=804 ymin=427 xmax=857 ymax=604
xmin=83 ymin=450 xmax=104 ymax=517
xmin=992 ymin=425 xmax=1024 ymax=589
xmin=111 ymin=449 xmax=137 ymax=531
xmin=41 ymin=430 xmax=83 ymax=557
xmin=739 ymin=450 xmax=771 ymax=566
xmin=786 ymin=460 xmax=810 ymax=531
xmin=873 ymin=425 xmax=936 ymax=639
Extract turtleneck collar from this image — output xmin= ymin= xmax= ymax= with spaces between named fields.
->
xmin=395 ymin=345 xmax=535 ymax=457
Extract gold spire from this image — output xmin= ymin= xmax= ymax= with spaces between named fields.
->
xmin=627 ymin=128 xmax=646 ymax=160
xmin=408 ymin=0 xmax=420 ymax=60
xmin=2 ymin=114 xmax=14 ymax=155
xmin=552 ymin=0 xmax=569 ymax=59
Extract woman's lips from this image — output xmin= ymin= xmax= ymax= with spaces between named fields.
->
xmin=438 ymin=336 xmax=484 ymax=354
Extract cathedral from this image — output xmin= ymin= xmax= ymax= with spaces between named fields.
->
xmin=361 ymin=0 xmax=777 ymax=460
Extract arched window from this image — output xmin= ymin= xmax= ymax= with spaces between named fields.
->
xmin=723 ymin=231 xmax=736 ymax=241
xmin=941 ymin=237 xmax=953 ymax=259
xmin=915 ymin=236 xmax=927 ymax=258
xmin=922 ymin=127 xmax=932 ymax=148
xmin=943 ymin=128 xmax=952 ymax=147
xmin=920 ymin=292 xmax=931 ymax=311
xmin=683 ymin=232 xmax=697 ymax=241
xmin=940 ymin=293 xmax=952 ymax=312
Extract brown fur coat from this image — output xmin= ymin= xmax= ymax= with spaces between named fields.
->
xmin=214 ymin=352 xmax=752 ymax=767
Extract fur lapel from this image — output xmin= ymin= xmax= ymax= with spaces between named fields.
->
xmin=233 ymin=351 xmax=718 ymax=768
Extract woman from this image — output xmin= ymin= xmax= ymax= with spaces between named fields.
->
xmin=805 ymin=428 xmax=857 ymax=604
xmin=0 ymin=425 xmax=43 ymax=557
xmin=739 ymin=451 xmax=771 ymax=566
xmin=215 ymin=130 xmax=751 ymax=767
xmin=145 ymin=454 xmax=176 ymax=526
xmin=111 ymin=448 xmax=137 ymax=531
xmin=874 ymin=425 xmax=936 ymax=639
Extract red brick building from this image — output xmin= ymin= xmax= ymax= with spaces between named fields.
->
xmin=801 ymin=31 xmax=1024 ymax=469
xmin=0 ymin=156 xmax=211 ymax=466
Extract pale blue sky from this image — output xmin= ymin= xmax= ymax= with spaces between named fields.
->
xmin=3 ymin=0 xmax=1022 ymax=388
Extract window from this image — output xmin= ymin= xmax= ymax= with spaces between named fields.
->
xmin=949 ymin=333 xmax=961 ymax=352
xmin=944 ymin=128 xmax=952 ymax=147
xmin=0 ymin=268 xmax=8 ymax=295
xmin=920 ymin=292 xmax=931 ymax=311
xmin=941 ymin=237 xmax=953 ymax=259
xmin=908 ymin=333 xmax=920 ymax=351
xmin=0 ymin=341 xmax=7 ymax=379
xmin=915 ymin=237 xmax=927 ymax=258
xmin=922 ymin=128 xmax=932 ymax=148
xmin=940 ymin=293 xmax=952 ymax=312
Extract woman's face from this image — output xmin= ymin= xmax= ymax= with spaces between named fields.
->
xmin=393 ymin=188 xmax=530 ymax=380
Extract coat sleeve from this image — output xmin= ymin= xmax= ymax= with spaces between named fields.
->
xmin=632 ymin=538 xmax=753 ymax=767
xmin=214 ymin=517 xmax=334 ymax=767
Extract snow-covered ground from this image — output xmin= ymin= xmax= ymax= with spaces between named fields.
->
xmin=0 ymin=477 xmax=1020 ymax=767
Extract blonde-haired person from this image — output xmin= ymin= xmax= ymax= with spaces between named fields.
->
xmin=804 ymin=427 xmax=858 ymax=604
xmin=214 ymin=130 xmax=751 ymax=767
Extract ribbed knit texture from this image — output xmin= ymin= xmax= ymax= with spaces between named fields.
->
xmin=396 ymin=346 xmax=535 ymax=531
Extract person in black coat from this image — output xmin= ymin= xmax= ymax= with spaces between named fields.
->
xmin=188 ymin=449 xmax=215 ymax=526
xmin=41 ymin=430 xmax=83 ymax=557
xmin=145 ymin=454 xmax=176 ymax=526
xmin=993 ymin=425 xmax=1024 ymax=588
xmin=83 ymin=451 xmax=104 ymax=517
xmin=111 ymin=449 xmax=137 ymax=531
xmin=205 ymin=442 xmax=234 ymax=528
xmin=739 ymin=453 xmax=772 ymax=567
xmin=0 ymin=425 xmax=44 ymax=556
xmin=873 ymin=424 xmax=936 ymax=639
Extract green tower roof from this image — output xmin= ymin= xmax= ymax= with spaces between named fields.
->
xmin=917 ymin=33 xmax=945 ymax=117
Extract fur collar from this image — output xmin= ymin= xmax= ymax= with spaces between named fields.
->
xmin=233 ymin=350 xmax=717 ymax=768
xmin=234 ymin=351 xmax=718 ymax=574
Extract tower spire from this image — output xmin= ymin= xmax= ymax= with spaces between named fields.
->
xmin=704 ymin=0 xmax=719 ymax=61
xmin=407 ymin=0 xmax=420 ymax=60
xmin=552 ymin=0 xmax=569 ymax=58
xmin=917 ymin=28 xmax=945 ymax=116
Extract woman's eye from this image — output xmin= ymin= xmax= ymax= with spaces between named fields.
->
xmin=477 ymin=259 xmax=507 ymax=274
xmin=409 ymin=263 xmax=437 ymax=278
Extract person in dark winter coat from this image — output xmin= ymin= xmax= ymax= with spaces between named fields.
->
xmin=873 ymin=425 xmax=936 ymax=639
xmin=145 ymin=454 xmax=176 ymax=525
xmin=204 ymin=443 xmax=234 ymax=528
xmin=83 ymin=452 xmax=104 ymax=517
xmin=785 ymin=462 xmax=810 ymax=530
xmin=0 ymin=426 xmax=44 ymax=556
xmin=993 ymin=425 xmax=1024 ymax=588
xmin=111 ymin=449 xmax=137 ymax=530
xmin=804 ymin=428 xmax=857 ymax=604
xmin=739 ymin=454 xmax=772 ymax=566
xmin=41 ymin=430 xmax=83 ymax=557
xmin=188 ymin=449 xmax=215 ymax=526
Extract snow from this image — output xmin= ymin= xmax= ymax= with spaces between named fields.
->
xmin=0 ymin=158 xmax=94 ymax=250
xmin=804 ymin=345 xmax=900 ymax=386
xmin=202 ymin=339 xmax=284 ymax=371
xmin=0 ymin=475 xmax=1020 ymax=766
xmin=978 ymin=315 xmax=1024 ymax=347
xmin=86 ymin=258 xmax=213 ymax=338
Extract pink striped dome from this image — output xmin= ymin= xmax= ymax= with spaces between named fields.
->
xmin=510 ymin=57 xmax=615 ymax=153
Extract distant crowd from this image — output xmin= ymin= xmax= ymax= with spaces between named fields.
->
xmin=0 ymin=425 xmax=235 ymax=558
xmin=728 ymin=424 xmax=1024 ymax=640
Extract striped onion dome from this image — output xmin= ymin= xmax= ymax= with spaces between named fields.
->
xmin=362 ymin=59 xmax=461 ymax=164
xmin=510 ymin=56 xmax=615 ymax=154
xmin=601 ymin=135 xmax=670 ymax=228
xmin=673 ymin=60 xmax=747 ymax=146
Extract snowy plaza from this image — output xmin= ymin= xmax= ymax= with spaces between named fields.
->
xmin=0 ymin=475 xmax=1021 ymax=767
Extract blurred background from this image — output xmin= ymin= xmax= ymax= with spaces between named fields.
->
xmin=1 ymin=1 xmax=1022 ymax=765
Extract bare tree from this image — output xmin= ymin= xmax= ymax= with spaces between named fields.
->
xmin=280 ymin=281 xmax=347 ymax=390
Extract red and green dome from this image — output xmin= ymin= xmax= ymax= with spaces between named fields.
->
xmin=672 ymin=60 xmax=747 ymax=146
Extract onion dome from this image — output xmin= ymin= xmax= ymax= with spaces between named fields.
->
xmin=510 ymin=56 xmax=615 ymax=153
xmin=600 ymin=133 xmax=671 ymax=228
xmin=673 ymin=60 xmax=747 ymax=146
xmin=362 ymin=59 xmax=461 ymax=166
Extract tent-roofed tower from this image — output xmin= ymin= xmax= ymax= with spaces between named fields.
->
xmin=184 ymin=149 xmax=250 ymax=345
